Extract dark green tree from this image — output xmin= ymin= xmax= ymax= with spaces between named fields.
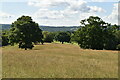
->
xmin=2 ymin=30 xmax=9 ymax=46
xmin=54 ymin=32 xmax=71 ymax=44
xmin=103 ymin=25 xmax=118 ymax=50
xmin=115 ymin=30 xmax=120 ymax=44
xmin=115 ymin=30 xmax=120 ymax=50
xmin=9 ymin=16 xmax=43 ymax=50
xmin=42 ymin=31 xmax=55 ymax=43
xmin=74 ymin=16 xmax=116 ymax=50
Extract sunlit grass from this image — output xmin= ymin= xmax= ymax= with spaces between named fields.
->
xmin=2 ymin=43 xmax=118 ymax=78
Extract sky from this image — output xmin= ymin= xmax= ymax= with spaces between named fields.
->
xmin=0 ymin=0 xmax=119 ymax=26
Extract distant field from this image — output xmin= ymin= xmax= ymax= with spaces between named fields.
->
xmin=2 ymin=43 xmax=118 ymax=78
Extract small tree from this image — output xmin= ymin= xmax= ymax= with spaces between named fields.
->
xmin=9 ymin=16 xmax=43 ymax=50
xmin=43 ymin=31 xmax=55 ymax=43
xmin=54 ymin=32 xmax=71 ymax=44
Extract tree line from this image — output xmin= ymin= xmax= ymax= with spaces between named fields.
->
xmin=1 ymin=16 xmax=120 ymax=50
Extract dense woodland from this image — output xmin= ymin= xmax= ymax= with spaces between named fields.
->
xmin=1 ymin=16 xmax=120 ymax=50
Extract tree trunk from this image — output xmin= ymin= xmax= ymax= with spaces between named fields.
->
xmin=62 ymin=42 xmax=64 ymax=44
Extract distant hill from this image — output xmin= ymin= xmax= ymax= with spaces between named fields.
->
xmin=0 ymin=24 xmax=80 ymax=32
xmin=0 ymin=24 xmax=10 ymax=30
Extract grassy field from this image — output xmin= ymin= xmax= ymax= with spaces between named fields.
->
xmin=2 ymin=43 xmax=118 ymax=78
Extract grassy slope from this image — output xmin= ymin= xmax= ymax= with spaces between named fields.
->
xmin=2 ymin=43 xmax=118 ymax=78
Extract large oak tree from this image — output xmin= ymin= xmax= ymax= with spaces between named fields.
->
xmin=73 ymin=16 xmax=118 ymax=50
xmin=9 ymin=16 xmax=43 ymax=50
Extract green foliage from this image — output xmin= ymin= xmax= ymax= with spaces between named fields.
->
xmin=116 ymin=44 xmax=120 ymax=50
xmin=115 ymin=30 xmax=120 ymax=44
xmin=2 ymin=30 xmax=9 ymax=46
xmin=115 ymin=30 xmax=120 ymax=50
xmin=54 ymin=32 xmax=71 ymax=44
xmin=19 ymin=41 xmax=34 ymax=50
xmin=73 ymin=16 xmax=118 ymax=50
xmin=9 ymin=15 xmax=43 ymax=50
xmin=42 ymin=31 xmax=55 ymax=43
xmin=103 ymin=25 xmax=118 ymax=50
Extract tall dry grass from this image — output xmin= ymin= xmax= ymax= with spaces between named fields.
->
xmin=2 ymin=43 xmax=118 ymax=78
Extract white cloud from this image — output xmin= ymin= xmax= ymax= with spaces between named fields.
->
xmin=0 ymin=0 xmax=29 ymax=2
xmin=33 ymin=9 xmax=64 ymax=20
xmin=27 ymin=0 xmax=106 ymax=26
xmin=91 ymin=0 xmax=118 ymax=2
xmin=0 ymin=11 xmax=14 ymax=18
xmin=89 ymin=6 xmax=106 ymax=12
xmin=0 ymin=11 xmax=15 ymax=24
xmin=104 ymin=3 xmax=118 ymax=25
xmin=28 ymin=0 xmax=105 ymax=13
xmin=0 ymin=0 xmax=118 ymax=3
xmin=0 ymin=0 xmax=118 ymax=26
xmin=28 ymin=0 xmax=70 ymax=8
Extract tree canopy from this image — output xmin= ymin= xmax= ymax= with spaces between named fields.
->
xmin=2 ymin=30 xmax=9 ymax=46
xmin=9 ymin=15 xmax=43 ymax=50
xmin=54 ymin=32 xmax=71 ymax=44
xmin=73 ymin=16 xmax=119 ymax=50
xmin=42 ymin=31 xmax=55 ymax=43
